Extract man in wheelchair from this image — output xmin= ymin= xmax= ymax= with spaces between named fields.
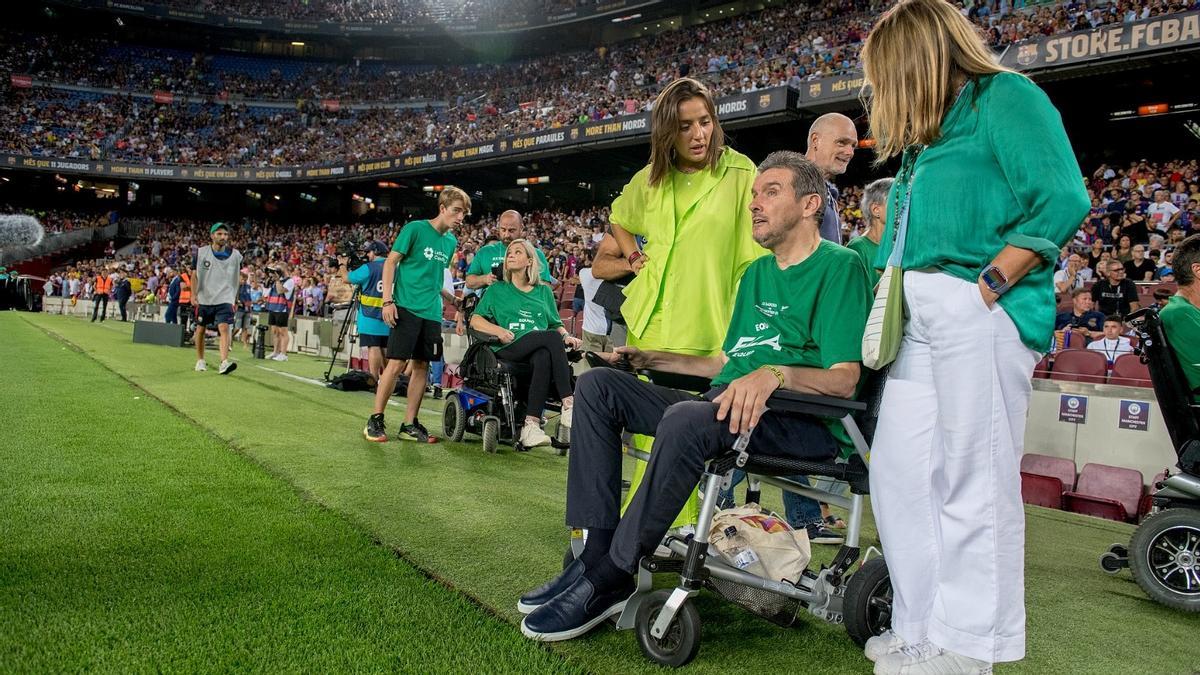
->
xmin=1160 ymin=234 xmax=1200 ymax=401
xmin=518 ymin=152 xmax=873 ymax=641
xmin=469 ymin=238 xmax=583 ymax=447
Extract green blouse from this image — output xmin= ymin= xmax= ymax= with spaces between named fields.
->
xmin=875 ymin=72 xmax=1090 ymax=352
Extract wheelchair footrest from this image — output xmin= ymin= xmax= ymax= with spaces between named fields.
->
xmin=640 ymin=555 xmax=686 ymax=575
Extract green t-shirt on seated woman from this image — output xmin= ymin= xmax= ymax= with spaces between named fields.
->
xmin=473 ymin=281 xmax=563 ymax=351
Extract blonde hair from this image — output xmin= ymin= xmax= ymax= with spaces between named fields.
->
xmin=648 ymin=77 xmax=725 ymax=187
xmin=438 ymin=185 xmax=472 ymax=214
xmin=502 ymin=239 xmax=543 ymax=287
xmin=861 ymin=0 xmax=1014 ymax=163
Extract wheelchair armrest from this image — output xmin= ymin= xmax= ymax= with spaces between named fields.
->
xmin=467 ymin=328 xmax=500 ymax=345
xmin=766 ymin=390 xmax=866 ymax=419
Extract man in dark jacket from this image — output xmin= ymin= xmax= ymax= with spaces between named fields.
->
xmin=114 ymin=269 xmax=133 ymax=321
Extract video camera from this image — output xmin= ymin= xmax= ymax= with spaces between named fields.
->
xmin=327 ymin=238 xmax=366 ymax=270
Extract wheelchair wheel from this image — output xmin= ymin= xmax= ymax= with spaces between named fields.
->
xmin=1099 ymin=551 xmax=1127 ymax=574
xmin=843 ymin=556 xmax=893 ymax=646
xmin=481 ymin=416 xmax=500 ymax=454
xmin=442 ymin=396 xmax=466 ymax=442
xmin=635 ymin=589 xmax=701 ymax=668
xmin=1129 ymin=507 xmax=1200 ymax=612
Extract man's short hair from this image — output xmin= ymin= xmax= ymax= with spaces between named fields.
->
xmin=1071 ymin=287 xmax=1090 ymax=299
xmin=438 ymin=185 xmax=472 ymax=214
xmin=756 ymin=151 xmax=826 ymax=208
xmin=862 ymin=177 xmax=894 ymax=222
xmin=1104 ymin=314 xmax=1124 ymax=325
xmin=1173 ymin=233 xmax=1200 ymax=286
xmin=1109 ymin=260 xmax=1125 ymax=271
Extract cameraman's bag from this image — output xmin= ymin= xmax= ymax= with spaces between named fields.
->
xmin=709 ymin=503 xmax=811 ymax=583
xmin=326 ymin=369 xmax=376 ymax=392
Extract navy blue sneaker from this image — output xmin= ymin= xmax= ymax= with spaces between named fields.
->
xmin=517 ymin=558 xmax=585 ymax=615
xmin=520 ymin=574 xmax=634 ymax=642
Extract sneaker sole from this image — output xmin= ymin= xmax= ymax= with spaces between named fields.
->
xmin=398 ymin=434 xmax=439 ymax=444
xmin=519 ymin=599 xmax=626 ymax=642
xmin=219 ymin=363 xmax=238 ymax=375
xmin=362 ymin=427 xmax=388 ymax=442
xmin=516 ymin=600 xmax=540 ymax=615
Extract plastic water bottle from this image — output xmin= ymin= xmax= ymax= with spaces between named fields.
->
xmin=721 ymin=525 xmax=766 ymax=577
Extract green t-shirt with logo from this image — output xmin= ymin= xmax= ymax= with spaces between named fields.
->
xmin=846 ymin=235 xmax=881 ymax=287
xmin=467 ymin=240 xmax=555 ymax=284
xmin=473 ymin=281 xmax=563 ymax=351
xmin=391 ymin=219 xmax=457 ymax=322
xmin=1160 ymin=294 xmax=1200 ymax=401
xmin=712 ymin=241 xmax=872 ymax=451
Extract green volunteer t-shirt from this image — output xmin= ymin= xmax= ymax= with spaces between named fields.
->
xmin=473 ymin=281 xmax=563 ymax=352
xmin=467 ymin=240 xmax=555 ymax=284
xmin=846 ymin=235 xmax=881 ymax=287
xmin=713 ymin=241 xmax=873 ymax=451
xmin=1160 ymin=294 xmax=1200 ymax=401
xmin=391 ymin=219 xmax=457 ymax=322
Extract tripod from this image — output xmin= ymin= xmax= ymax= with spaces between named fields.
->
xmin=324 ymin=287 xmax=360 ymax=382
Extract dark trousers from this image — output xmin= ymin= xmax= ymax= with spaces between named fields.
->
xmin=165 ymin=301 xmax=179 ymax=324
xmin=117 ymin=297 xmax=129 ymax=321
xmin=565 ymin=369 xmax=838 ymax=572
xmin=91 ymin=294 xmax=108 ymax=321
xmin=496 ymin=330 xmax=573 ymax=418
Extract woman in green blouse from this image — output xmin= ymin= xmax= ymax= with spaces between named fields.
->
xmin=471 ymin=240 xmax=583 ymax=448
xmin=860 ymin=0 xmax=1090 ymax=672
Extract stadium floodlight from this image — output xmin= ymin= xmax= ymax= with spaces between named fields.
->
xmin=291 ymin=41 xmax=305 ymax=46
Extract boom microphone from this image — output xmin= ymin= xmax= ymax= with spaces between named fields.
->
xmin=0 ymin=215 xmax=45 ymax=249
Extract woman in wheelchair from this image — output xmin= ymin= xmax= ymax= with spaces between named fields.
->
xmin=470 ymin=239 xmax=583 ymax=447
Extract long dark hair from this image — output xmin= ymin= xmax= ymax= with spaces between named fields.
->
xmin=647 ymin=78 xmax=725 ymax=188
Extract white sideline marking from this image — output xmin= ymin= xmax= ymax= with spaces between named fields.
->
xmin=256 ymin=365 xmax=405 ymax=408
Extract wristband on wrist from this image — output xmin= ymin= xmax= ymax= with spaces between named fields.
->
xmin=383 ymin=300 xmax=395 ymax=307
xmin=759 ymin=365 xmax=785 ymax=388
xmin=627 ymin=250 xmax=643 ymax=265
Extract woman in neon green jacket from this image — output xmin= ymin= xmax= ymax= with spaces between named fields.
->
xmin=860 ymin=0 xmax=1090 ymax=672
xmin=606 ymin=77 xmax=765 ymax=527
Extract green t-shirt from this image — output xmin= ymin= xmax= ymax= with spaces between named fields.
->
xmin=473 ymin=281 xmax=563 ymax=351
xmin=1161 ymin=294 xmax=1200 ymax=400
xmin=391 ymin=219 xmax=457 ymax=322
xmin=846 ymin=235 xmax=881 ymax=287
xmin=713 ymin=242 xmax=872 ymax=451
xmin=467 ymin=241 xmax=555 ymax=284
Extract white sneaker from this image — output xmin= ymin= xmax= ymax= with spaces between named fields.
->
xmin=519 ymin=420 xmax=552 ymax=447
xmin=273 ymin=353 xmax=288 ymax=362
xmin=865 ymin=630 xmax=906 ymax=662
xmin=219 ymin=359 xmax=237 ymax=375
xmin=195 ymin=359 xmax=207 ymax=372
xmin=874 ymin=639 xmax=992 ymax=675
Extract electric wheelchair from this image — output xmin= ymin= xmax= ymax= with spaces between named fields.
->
xmin=566 ymin=364 xmax=894 ymax=666
xmin=1097 ymin=307 xmax=1200 ymax=613
xmin=442 ymin=292 xmax=580 ymax=454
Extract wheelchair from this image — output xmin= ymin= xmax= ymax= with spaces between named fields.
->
xmin=567 ymin=366 xmax=894 ymax=667
xmin=441 ymin=293 xmax=580 ymax=454
xmin=1096 ymin=307 xmax=1200 ymax=613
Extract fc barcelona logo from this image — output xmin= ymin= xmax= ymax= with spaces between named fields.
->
xmin=441 ymin=151 xmax=448 ymax=161
xmin=500 ymin=140 xmax=508 ymax=151
xmin=758 ymin=94 xmax=771 ymax=108
xmin=1017 ymin=43 xmax=1039 ymax=67
xmin=809 ymin=82 xmax=822 ymax=98
xmin=570 ymin=128 xmax=579 ymax=140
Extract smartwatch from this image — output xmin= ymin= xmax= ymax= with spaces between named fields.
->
xmin=979 ymin=264 xmax=1010 ymax=295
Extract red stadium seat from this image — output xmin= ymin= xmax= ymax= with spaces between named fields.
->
xmin=1020 ymin=453 xmax=1076 ymax=489
xmin=1020 ymin=472 xmax=1064 ymax=509
xmin=1108 ymin=353 xmax=1152 ymax=387
xmin=1063 ymin=463 xmax=1144 ymax=522
xmin=1049 ymin=349 xmax=1108 ymax=384
xmin=1033 ymin=354 xmax=1053 ymax=379
xmin=1138 ymin=470 xmax=1169 ymax=519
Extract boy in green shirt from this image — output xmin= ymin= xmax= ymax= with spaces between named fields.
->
xmin=846 ymin=177 xmax=893 ymax=288
xmin=364 ymin=186 xmax=467 ymax=444
xmin=518 ymin=152 xmax=872 ymax=642
xmin=464 ymin=210 xmax=555 ymax=289
xmin=1160 ymin=234 xmax=1200 ymax=401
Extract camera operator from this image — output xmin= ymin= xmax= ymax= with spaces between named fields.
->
xmin=264 ymin=263 xmax=295 ymax=361
xmin=341 ymin=241 xmax=390 ymax=380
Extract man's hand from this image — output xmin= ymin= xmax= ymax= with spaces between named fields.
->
xmin=382 ymin=304 xmax=398 ymax=327
xmin=563 ymin=335 xmax=582 ymax=350
xmin=497 ymin=329 xmax=515 ymax=344
xmin=611 ymin=345 xmax=653 ymax=370
xmin=455 ymin=312 xmax=465 ymax=337
xmin=485 ymin=274 xmax=498 ymax=285
xmin=713 ymin=368 xmax=781 ymax=435
xmin=630 ymin=255 xmax=648 ymax=274
xmin=190 ymin=296 xmax=199 ymax=308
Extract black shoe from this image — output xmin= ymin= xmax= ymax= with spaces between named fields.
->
xmin=432 ymin=386 xmax=443 ymax=400
xmin=363 ymin=413 xmax=387 ymax=442
xmin=520 ymin=574 xmax=634 ymax=642
xmin=518 ymin=558 xmax=585 ymax=615
xmin=398 ymin=420 xmax=439 ymax=444
xmin=806 ymin=522 xmax=845 ymax=545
